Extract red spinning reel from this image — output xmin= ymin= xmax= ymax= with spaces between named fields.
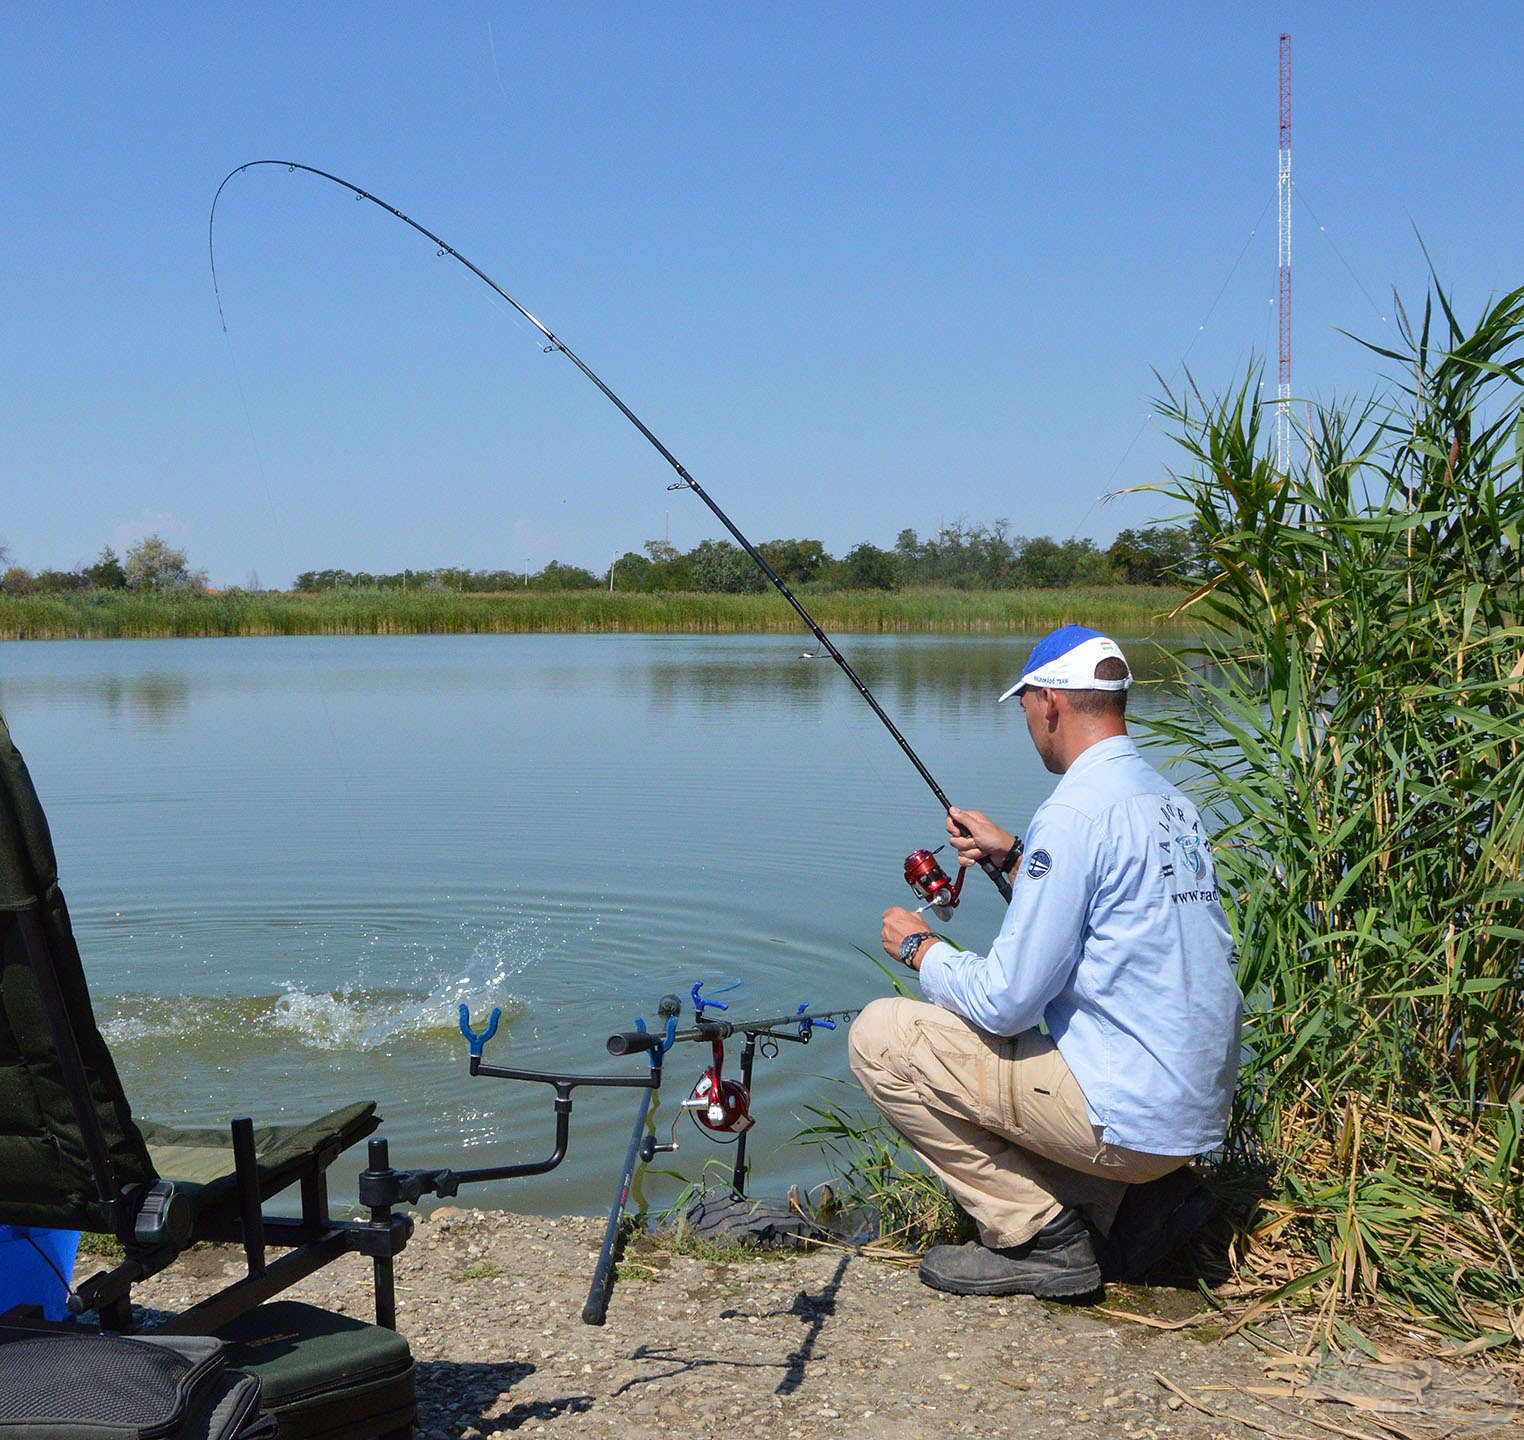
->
xmin=903 ymin=845 xmax=966 ymax=914
xmin=683 ymin=1037 xmax=754 ymax=1134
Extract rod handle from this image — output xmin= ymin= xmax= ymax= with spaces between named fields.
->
xmin=606 ymin=1030 xmax=661 ymax=1056
xmin=978 ymin=854 xmax=1013 ymax=903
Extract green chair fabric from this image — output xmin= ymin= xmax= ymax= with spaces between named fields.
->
xmin=0 ymin=706 xmax=59 ymax=914
xmin=0 ymin=709 xmax=378 ymax=1237
xmin=0 ymin=714 xmax=156 ymax=1232
xmin=137 ymin=1104 xmax=378 ymax=1213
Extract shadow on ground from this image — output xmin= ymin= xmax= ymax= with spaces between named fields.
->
xmin=615 ymin=1254 xmax=850 ymax=1399
xmin=415 ymin=1359 xmax=594 ymax=1434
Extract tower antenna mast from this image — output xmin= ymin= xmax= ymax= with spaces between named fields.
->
xmin=1277 ymin=33 xmax=1292 ymax=472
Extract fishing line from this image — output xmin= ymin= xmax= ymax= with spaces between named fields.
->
xmin=210 ymin=311 xmax=402 ymax=934
xmin=19 ymin=1234 xmax=72 ymax=1298
xmin=1295 ymin=186 xmax=1390 ymax=329
xmin=210 ymin=160 xmax=1013 ymax=904
xmin=210 ymin=215 xmax=528 ymax=1030
xmin=1068 ymin=196 xmax=1278 ymax=542
xmin=486 ymin=19 xmax=511 ymax=104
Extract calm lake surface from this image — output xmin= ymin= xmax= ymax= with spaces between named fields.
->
xmin=0 ymin=633 xmax=1188 ymax=1216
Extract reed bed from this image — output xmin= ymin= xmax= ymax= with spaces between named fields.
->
xmin=1145 ymin=282 xmax=1524 ymax=1344
xmin=0 ymin=585 xmax=1181 ymax=641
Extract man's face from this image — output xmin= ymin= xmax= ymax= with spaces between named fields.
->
xmin=1019 ymin=686 xmax=1062 ymax=774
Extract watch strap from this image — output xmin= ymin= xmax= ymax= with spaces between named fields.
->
xmin=1000 ymin=838 xmax=1024 ymax=876
xmin=898 ymin=930 xmax=939 ymax=968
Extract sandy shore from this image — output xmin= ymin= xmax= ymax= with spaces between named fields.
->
xmin=120 ymin=1209 xmax=1518 ymax=1440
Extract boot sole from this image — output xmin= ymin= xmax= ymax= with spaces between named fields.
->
xmin=918 ymin=1259 xmax=1103 ymax=1299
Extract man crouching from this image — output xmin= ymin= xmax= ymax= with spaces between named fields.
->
xmin=851 ymin=624 xmax=1243 ymax=1298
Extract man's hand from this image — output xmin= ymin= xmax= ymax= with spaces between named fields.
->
xmin=946 ymin=806 xmax=1019 ymax=871
xmin=881 ymin=906 xmax=936 ymax=969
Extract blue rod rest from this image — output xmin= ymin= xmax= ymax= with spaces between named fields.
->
xmin=691 ymin=980 xmax=728 ymax=1017
xmin=459 ymin=1003 xmax=502 ymax=1058
xmin=796 ymin=1002 xmax=835 ymax=1036
xmin=633 ymin=1013 xmax=679 ymax=1060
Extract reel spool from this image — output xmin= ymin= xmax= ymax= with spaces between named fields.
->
xmin=682 ymin=1038 xmax=754 ymax=1133
xmin=903 ymin=845 xmax=966 ymax=915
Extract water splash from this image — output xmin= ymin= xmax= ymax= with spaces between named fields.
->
xmin=102 ymin=921 xmax=537 ymax=1052
xmin=102 ymin=987 xmax=530 ymax=1052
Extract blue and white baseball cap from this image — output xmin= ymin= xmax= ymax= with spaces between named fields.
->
xmin=998 ymin=624 xmax=1132 ymax=702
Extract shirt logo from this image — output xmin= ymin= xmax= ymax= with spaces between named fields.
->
xmin=1175 ymin=832 xmax=1204 ymax=879
xmin=1026 ymin=849 xmax=1052 ymax=879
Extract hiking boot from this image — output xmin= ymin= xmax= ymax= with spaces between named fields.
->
xmin=918 ymin=1208 xmax=1102 ymax=1298
xmin=1096 ymin=1166 xmax=1217 ymax=1283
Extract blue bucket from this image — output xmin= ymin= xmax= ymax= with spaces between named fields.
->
xmin=0 ymin=1225 xmax=81 ymax=1322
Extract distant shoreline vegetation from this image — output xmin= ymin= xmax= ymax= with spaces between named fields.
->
xmin=0 ymin=521 xmax=1202 ymax=639
xmin=0 ymin=585 xmax=1183 ymax=641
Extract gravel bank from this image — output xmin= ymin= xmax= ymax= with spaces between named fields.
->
xmin=121 ymin=1209 xmax=1518 ymax=1440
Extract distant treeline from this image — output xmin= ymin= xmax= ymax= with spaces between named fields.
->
xmin=291 ymin=522 xmax=1202 ymax=595
xmin=1 ymin=521 xmax=1202 ymax=597
xmin=0 ymin=536 xmax=207 ymax=595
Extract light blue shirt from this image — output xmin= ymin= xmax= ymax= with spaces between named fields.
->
xmin=918 ymin=735 xmax=1242 ymax=1156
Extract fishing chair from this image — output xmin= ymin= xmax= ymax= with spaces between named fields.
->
xmin=0 ymin=709 xmax=414 ymax=1334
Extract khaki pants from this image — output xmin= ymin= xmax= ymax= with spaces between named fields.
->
xmin=848 ymin=997 xmax=1185 ymax=1248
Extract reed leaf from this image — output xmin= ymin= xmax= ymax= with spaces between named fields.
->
xmin=1142 ymin=283 xmax=1524 ymax=1341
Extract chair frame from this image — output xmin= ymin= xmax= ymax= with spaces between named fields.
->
xmin=11 ymin=901 xmax=412 ymax=1335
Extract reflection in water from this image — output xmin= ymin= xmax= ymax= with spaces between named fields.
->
xmin=639 ymin=634 xmax=1187 ymax=719
xmin=0 ymin=671 xmax=192 ymax=723
xmin=0 ymin=632 xmax=1188 ymax=724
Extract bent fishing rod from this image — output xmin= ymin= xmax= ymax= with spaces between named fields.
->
xmin=210 ymin=160 xmax=1013 ymax=904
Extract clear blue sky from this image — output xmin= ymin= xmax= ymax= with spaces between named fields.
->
xmin=4 ymin=3 xmax=1521 ymax=586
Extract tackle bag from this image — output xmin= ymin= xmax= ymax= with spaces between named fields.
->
xmin=210 ymin=1302 xmax=415 ymax=1440
xmin=0 ymin=1323 xmax=274 ymax=1440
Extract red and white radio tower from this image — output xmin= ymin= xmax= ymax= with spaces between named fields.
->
xmin=1276 ymin=33 xmax=1292 ymax=471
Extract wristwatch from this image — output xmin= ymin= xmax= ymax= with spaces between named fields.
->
xmin=1000 ymin=838 xmax=1025 ymax=876
xmin=898 ymin=930 xmax=939 ymax=969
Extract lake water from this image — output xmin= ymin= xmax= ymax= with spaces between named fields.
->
xmin=0 ymin=633 xmax=1186 ymax=1217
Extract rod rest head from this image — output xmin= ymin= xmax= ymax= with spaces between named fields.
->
xmin=347 ymin=1212 xmax=415 ymax=1260
xmin=357 ymin=1166 xmax=460 ymax=1208
xmin=126 ymin=1180 xmax=194 ymax=1249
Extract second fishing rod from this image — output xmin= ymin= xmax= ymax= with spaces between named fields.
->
xmin=211 ymin=161 xmax=1013 ymax=906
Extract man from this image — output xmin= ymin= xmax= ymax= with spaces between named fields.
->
xmin=849 ymin=624 xmax=1242 ymax=1298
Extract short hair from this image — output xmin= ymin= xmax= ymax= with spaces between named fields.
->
xmin=1064 ymin=656 xmax=1129 ymax=718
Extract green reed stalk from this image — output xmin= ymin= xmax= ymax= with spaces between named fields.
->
xmin=1143 ymin=281 xmax=1524 ymax=1342
xmin=0 ymin=586 xmax=1182 ymax=641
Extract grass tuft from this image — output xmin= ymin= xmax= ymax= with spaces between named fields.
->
xmin=457 ymin=1260 xmax=505 ymax=1281
xmin=76 ymin=1232 xmax=125 ymax=1261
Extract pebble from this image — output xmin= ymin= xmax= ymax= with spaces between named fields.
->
xmin=107 ymin=1207 xmax=1459 ymax=1440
